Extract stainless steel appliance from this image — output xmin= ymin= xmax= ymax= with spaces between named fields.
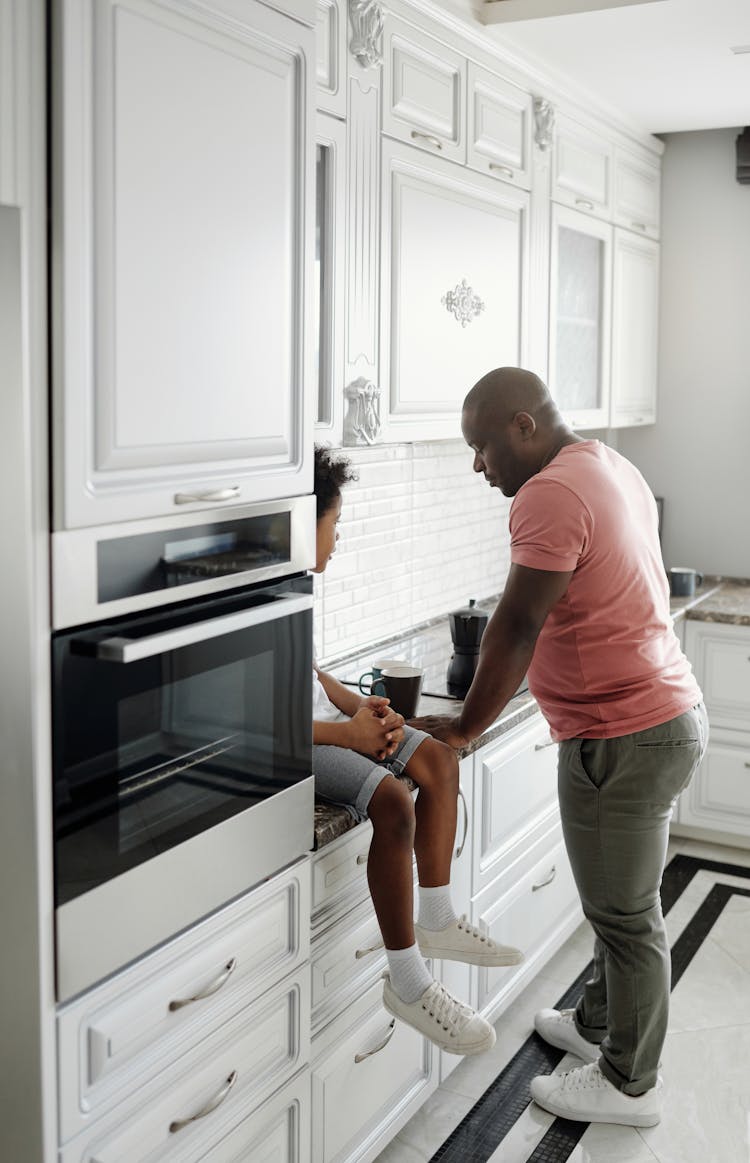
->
xmin=51 ymin=497 xmax=315 ymax=1000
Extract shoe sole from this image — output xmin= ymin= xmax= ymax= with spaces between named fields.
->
xmin=415 ymin=942 xmax=523 ymax=968
xmin=382 ymin=995 xmax=496 ymax=1056
xmin=530 ymin=1089 xmax=661 ymax=1128
xmin=533 ymin=1018 xmax=600 ymax=1063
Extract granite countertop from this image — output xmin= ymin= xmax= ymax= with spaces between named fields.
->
xmin=313 ymin=576 xmax=750 ymax=849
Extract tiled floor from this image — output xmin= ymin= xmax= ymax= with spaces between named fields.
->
xmin=375 ymin=837 xmax=750 ymax=1163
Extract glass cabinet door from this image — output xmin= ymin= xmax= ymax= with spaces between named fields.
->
xmin=314 ymin=112 xmax=346 ymax=441
xmin=549 ymin=202 xmax=612 ymax=429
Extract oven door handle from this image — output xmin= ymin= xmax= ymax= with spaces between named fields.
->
xmin=90 ymin=593 xmax=313 ymax=663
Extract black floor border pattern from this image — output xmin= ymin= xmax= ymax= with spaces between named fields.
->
xmin=428 ymin=853 xmax=750 ymax=1163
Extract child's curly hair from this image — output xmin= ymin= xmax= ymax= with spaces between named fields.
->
xmin=314 ymin=444 xmax=358 ymax=518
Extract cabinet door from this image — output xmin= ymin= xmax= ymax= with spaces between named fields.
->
xmin=614 ymin=147 xmax=660 ymax=239
xmin=553 ymin=114 xmax=613 ymax=221
xmin=381 ymin=138 xmax=529 ymax=442
xmin=609 ymin=228 xmax=659 ymax=428
xmin=467 ymin=63 xmax=533 ymax=191
xmin=54 ymin=0 xmax=315 ymax=529
xmin=438 ymin=755 xmax=474 ymax=1082
xmin=203 ymin=1070 xmax=310 ymax=1162
xmin=685 ymin=621 xmax=750 ymax=731
xmin=316 ymin=0 xmax=346 ymax=117
xmin=549 ymin=202 xmax=612 ymax=429
xmin=382 ymin=13 xmax=466 ymax=164
xmin=679 ymin=728 xmax=750 ymax=841
xmin=314 ymin=112 xmax=346 ymax=443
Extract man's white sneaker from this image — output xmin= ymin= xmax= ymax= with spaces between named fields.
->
xmin=530 ymin=1062 xmax=662 ymax=1127
xmin=382 ymin=974 xmax=496 ymax=1056
xmin=533 ymin=1008 xmax=600 ymax=1063
xmin=415 ymin=916 xmax=523 ymax=968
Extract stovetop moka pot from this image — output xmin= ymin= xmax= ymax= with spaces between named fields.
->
xmin=446 ymin=598 xmax=488 ymax=698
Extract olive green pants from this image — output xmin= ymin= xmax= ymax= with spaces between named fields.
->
xmin=558 ymin=702 xmax=708 ymax=1095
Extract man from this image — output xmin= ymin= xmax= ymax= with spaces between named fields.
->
xmin=412 ymin=367 xmax=707 ymax=1127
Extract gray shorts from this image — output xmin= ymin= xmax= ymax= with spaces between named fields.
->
xmin=313 ymin=724 xmax=430 ymax=823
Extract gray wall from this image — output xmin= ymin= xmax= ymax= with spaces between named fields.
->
xmin=619 ymin=129 xmax=750 ymax=578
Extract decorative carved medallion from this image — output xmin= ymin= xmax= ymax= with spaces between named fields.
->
xmin=349 ymin=0 xmax=384 ymax=69
xmin=533 ymin=98 xmax=555 ymax=151
xmin=441 ymin=279 xmax=485 ymax=327
xmin=343 ymin=377 xmax=381 ymax=445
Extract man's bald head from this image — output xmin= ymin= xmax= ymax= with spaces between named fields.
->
xmin=463 ymin=367 xmax=557 ymax=429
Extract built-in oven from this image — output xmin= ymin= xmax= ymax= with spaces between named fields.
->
xmin=51 ymin=497 xmax=315 ymax=1001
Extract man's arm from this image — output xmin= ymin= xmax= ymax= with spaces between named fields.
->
xmin=411 ymin=563 xmax=573 ymax=746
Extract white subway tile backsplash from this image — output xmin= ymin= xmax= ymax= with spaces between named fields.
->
xmin=316 ymin=440 xmax=512 ymax=662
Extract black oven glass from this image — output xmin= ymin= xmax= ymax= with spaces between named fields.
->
xmin=52 ymin=577 xmax=312 ymax=907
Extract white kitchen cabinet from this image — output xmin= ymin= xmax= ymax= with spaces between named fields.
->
xmin=437 ymin=755 xmax=474 ymax=1082
xmin=609 ymin=228 xmax=659 ymax=428
xmin=382 ymin=12 xmax=466 ymax=164
xmin=202 ymin=1070 xmax=311 ymax=1162
xmin=677 ymin=621 xmax=750 ymax=846
xmin=552 ymin=113 xmax=613 ymax=221
xmin=53 ymin=0 xmax=315 ymax=529
xmin=549 ymin=201 xmax=613 ymax=429
xmin=466 ymin=62 xmax=533 ymax=191
xmin=316 ymin=0 xmax=347 ymax=117
xmin=315 ymin=111 xmax=347 ymax=443
xmin=613 ymin=146 xmax=661 ymax=239
xmin=380 ymin=137 xmax=529 ymax=441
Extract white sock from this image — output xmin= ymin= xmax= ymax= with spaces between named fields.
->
xmin=386 ymin=943 xmax=433 ymax=1004
xmin=417 ymin=884 xmax=457 ymax=932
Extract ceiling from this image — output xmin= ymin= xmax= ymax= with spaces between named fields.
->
xmin=443 ymin=0 xmax=750 ymax=136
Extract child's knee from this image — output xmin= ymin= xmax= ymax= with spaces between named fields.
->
xmin=369 ymin=777 xmax=415 ymax=844
xmin=410 ymin=738 xmax=459 ymax=792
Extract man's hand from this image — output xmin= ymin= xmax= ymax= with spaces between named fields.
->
xmin=346 ymin=704 xmax=405 ymax=759
xmin=408 ymin=714 xmax=470 ymax=750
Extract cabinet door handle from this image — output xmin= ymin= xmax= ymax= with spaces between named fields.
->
xmin=455 ymin=786 xmax=469 ymax=860
xmin=744 ymin=762 xmax=750 ymax=769
xmin=356 ymin=852 xmax=369 ymax=865
xmin=168 ymin=957 xmax=237 ymax=1012
xmin=173 ymin=486 xmax=240 ymax=505
xmin=169 ymin=1070 xmax=238 ymax=1133
xmin=410 ymin=130 xmax=443 ymax=151
xmin=534 ymin=737 xmax=557 ymax=750
xmin=631 ymin=221 xmax=648 ymax=231
xmin=575 ymin=198 xmax=595 ymax=211
xmin=355 ymin=941 xmax=383 ymax=959
xmin=354 ymin=1019 xmax=396 ymax=1063
xmin=532 ymin=865 xmax=556 ymax=892
xmin=489 ymin=162 xmax=514 ymax=179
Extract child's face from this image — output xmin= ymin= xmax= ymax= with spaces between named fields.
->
xmin=314 ymin=493 xmax=342 ymax=573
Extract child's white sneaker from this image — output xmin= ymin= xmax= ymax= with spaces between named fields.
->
xmin=382 ymin=974 xmax=496 ymax=1056
xmin=415 ymin=915 xmax=523 ymax=967
xmin=530 ymin=1061 xmax=662 ymax=1127
xmin=533 ymin=1007 xmax=600 ymax=1063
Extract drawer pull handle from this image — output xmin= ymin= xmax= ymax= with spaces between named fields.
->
xmin=745 ymin=762 xmax=750 ymax=769
xmin=173 ymin=486 xmax=240 ymax=505
xmin=534 ymin=737 xmax=557 ymax=750
xmin=356 ymin=852 xmax=369 ymax=865
xmin=631 ymin=221 xmax=647 ymax=231
xmin=455 ymin=786 xmax=469 ymax=860
xmin=411 ymin=130 xmax=443 ymax=151
xmin=168 ymin=958 xmax=237 ymax=1012
xmin=489 ymin=162 xmax=514 ymax=179
xmin=169 ymin=1069 xmax=238 ymax=1133
xmin=355 ymin=941 xmax=383 ymax=959
xmin=532 ymin=865 xmax=556 ymax=892
xmin=354 ymin=1019 xmax=396 ymax=1063
xmin=575 ymin=198 xmax=595 ymax=210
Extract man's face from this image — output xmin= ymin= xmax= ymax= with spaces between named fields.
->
xmin=461 ymin=407 xmax=528 ymax=497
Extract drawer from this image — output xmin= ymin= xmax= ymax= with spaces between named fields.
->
xmin=382 ymin=13 xmax=466 ymax=165
xmin=312 ymin=821 xmax=372 ymax=926
xmin=58 ymin=860 xmax=310 ymax=1143
xmin=202 ymin=1069 xmax=310 ymax=1163
xmin=467 ymin=63 xmax=533 ymax=190
xmin=312 ymin=895 xmax=386 ymax=1033
xmin=312 ymin=977 xmax=435 ymax=1163
xmin=679 ymin=728 xmax=750 ymax=840
xmin=474 ymin=836 xmax=580 ymax=1014
xmin=685 ymin=621 xmax=750 ymax=730
xmin=553 ymin=113 xmax=613 ymax=220
xmin=60 ymin=968 xmax=310 ymax=1163
xmin=473 ymin=714 xmax=559 ymax=896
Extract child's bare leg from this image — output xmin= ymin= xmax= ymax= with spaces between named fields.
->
xmin=366 ymin=775 xmax=418 ymax=949
xmin=404 ymin=738 xmax=459 ymax=887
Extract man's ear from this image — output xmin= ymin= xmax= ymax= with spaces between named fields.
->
xmin=513 ymin=410 xmax=536 ymax=441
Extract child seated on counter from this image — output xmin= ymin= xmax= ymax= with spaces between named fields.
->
xmin=312 ymin=445 xmax=523 ymax=1056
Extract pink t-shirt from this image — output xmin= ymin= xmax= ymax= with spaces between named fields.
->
xmin=510 ymin=440 xmax=701 ymax=741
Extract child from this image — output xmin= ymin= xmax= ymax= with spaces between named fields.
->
xmin=312 ymin=445 xmax=522 ymax=1055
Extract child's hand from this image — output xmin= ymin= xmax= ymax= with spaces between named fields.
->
xmin=346 ymin=705 xmax=405 ymax=760
xmin=361 ymin=695 xmax=390 ymax=717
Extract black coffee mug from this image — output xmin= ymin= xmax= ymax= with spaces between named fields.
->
xmin=378 ymin=666 xmax=424 ymax=718
xmin=669 ymin=567 xmax=703 ymax=598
